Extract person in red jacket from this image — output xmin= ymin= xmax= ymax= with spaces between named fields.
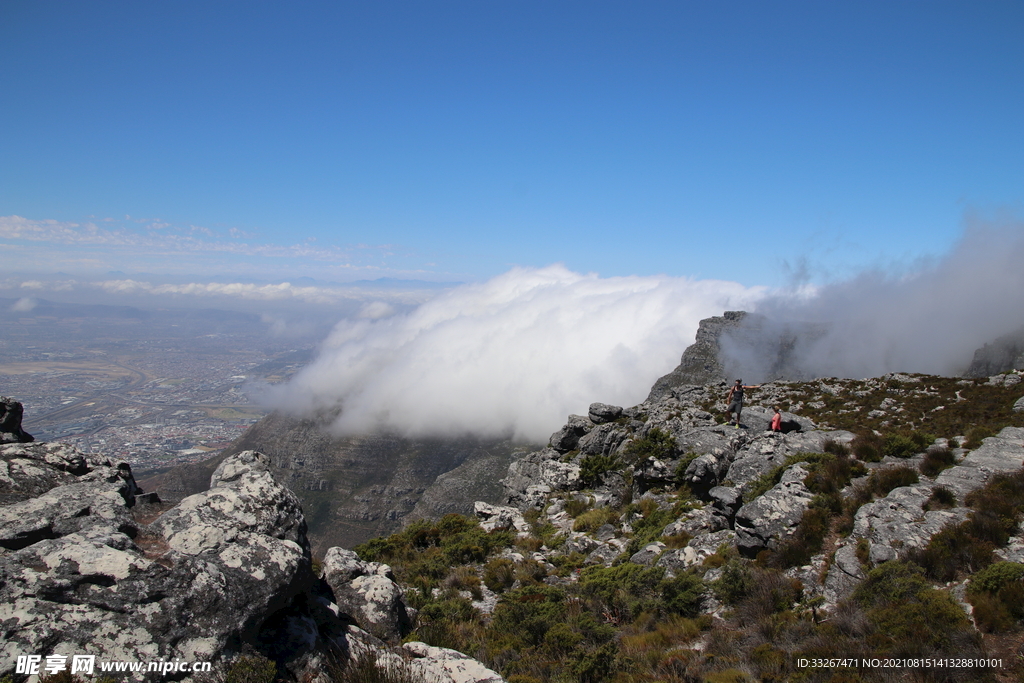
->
xmin=770 ymin=406 xmax=783 ymax=432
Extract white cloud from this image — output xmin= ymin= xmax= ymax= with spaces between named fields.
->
xmin=263 ymin=264 xmax=766 ymax=442
xmin=11 ymin=297 xmax=37 ymax=312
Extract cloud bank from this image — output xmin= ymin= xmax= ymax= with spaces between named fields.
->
xmin=263 ymin=265 xmax=766 ymax=442
xmin=725 ymin=216 xmax=1024 ymax=380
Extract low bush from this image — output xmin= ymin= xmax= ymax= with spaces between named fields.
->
xmin=482 ymin=558 xmax=516 ymax=593
xmin=882 ymin=434 xmax=918 ymax=459
xmin=624 ymin=501 xmax=690 ymax=555
xmin=851 ymin=433 xmax=883 ymax=462
xmin=964 ymin=425 xmax=995 ymax=450
xmin=573 ymin=507 xmax=618 ymax=533
xmin=967 ymin=562 xmax=1024 ymax=634
xmin=712 ymin=559 xmax=755 ymax=605
xmin=853 ymin=561 xmax=977 ymax=656
xmin=355 ymin=514 xmax=513 ymax=591
xmin=623 ymin=427 xmax=677 ymax=464
xmin=869 ymin=465 xmax=919 ymax=495
xmin=919 ymin=446 xmax=956 ymax=477
xmin=822 ymin=438 xmax=850 ymax=457
xmin=579 ymin=452 xmax=621 ymax=486
xmin=564 ymin=496 xmax=591 ymax=518
xmin=923 ymin=486 xmax=957 ymax=511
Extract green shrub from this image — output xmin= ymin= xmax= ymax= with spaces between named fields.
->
xmin=579 ymin=452 xmax=620 ymax=486
xmin=968 ymin=560 xmax=1024 ymax=595
xmin=225 ymin=654 xmax=276 ymax=683
xmin=853 ymin=561 xmax=976 ymax=655
xmin=869 ymin=465 xmax=919 ymax=496
xmin=964 ymin=425 xmax=995 ymax=450
xmin=851 ymin=433 xmax=883 ymax=462
xmin=564 ymin=496 xmax=591 ymax=518
xmin=919 ymin=446 xmax=956 ymax=477
xmin=625 ymin=427 xmax=677 ymax=462
xmin=483 ymin=558 xmax=516 ymax=593
xmin=822 ymin=438 xmax=850 ymax=456
xmin=354 ymin=514 xmax=514 ymax=590
xmin=573 ymin=506 xmax=617 ymax=533
xmin=923 ymin=486 xmax=957 ymax=511
xmin=658 ymin=571 xmax=706 ymax=618
xmin=882 ymin=434 xmax=918 ymax=458
xmin=624 ymin=501 xmax=688 ymax=555
xmin=713 ymin=559 xmax=755 ymax=605
xmin=967 ymin=561 xmax=1024 ymax=634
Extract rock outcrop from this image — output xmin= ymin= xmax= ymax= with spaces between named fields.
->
xmin=0 ymin=396 xmax=34 ymax=445
xmin=1 ymin=439 xmax=504 ymax=682
xmin=966 ymin=324 xmax=1024 ymax=377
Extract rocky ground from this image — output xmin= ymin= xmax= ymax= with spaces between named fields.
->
xmin=0 ymin=417 xmax=506 ymax=683
xmin=352 ymin=368 xmax=1024 ymax=682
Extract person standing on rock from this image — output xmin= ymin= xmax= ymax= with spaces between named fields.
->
xmin=726 ymin=379 xmax=760 ymax=428
xmin=770 ymin=406 xmax=783 ymax=432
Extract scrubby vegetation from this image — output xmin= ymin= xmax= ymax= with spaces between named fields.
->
xmin=342 ymin=372 xmax=1024 ymax=682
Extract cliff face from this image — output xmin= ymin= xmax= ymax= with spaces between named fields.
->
xmin=966 ymin=324 xmax=1024 ymax=377
xmin=647 ymin=311 xmax=826 ymax=401
xmin=140 ymin=411 xmax=527 ymax=553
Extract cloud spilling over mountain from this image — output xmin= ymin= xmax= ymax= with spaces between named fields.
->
xmin=262 ymin=265 xmax=766 ymax=442
xmin=724 ymin=216 xmax=1024 ymax=380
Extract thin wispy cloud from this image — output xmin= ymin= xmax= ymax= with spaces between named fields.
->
xmin=0 ymin=215 xmax=442 ymax=279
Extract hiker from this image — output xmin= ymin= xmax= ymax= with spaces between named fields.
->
xmin=726 ymin=379 xmax=760 ymax=428
xmin=770 ymin=406 xmax=783 ymax=432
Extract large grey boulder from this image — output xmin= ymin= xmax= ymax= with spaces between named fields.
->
xmin=548 ymin=415 xmax=593 ymax=453
xmin=734 ymin=463 xmax=815 ymax=555
xmin=403 ymin=642 xmax=505 ymax=682
xmin=577 ymin=423 xmax=629 ymax=456
xmin=588 ymin=403 xmax=623 ymax=424
xmin=320 ymin=547 xmax=411 ymax=642
xmin=0 ymin=447 xmax=315 ymax=678
xmin=501 ymin=448 xmax=582 ymax=509
xmin=474 ymin=502 xmax=530 ymax=534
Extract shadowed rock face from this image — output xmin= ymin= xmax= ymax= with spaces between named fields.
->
xmin=139 ymin=412 xmax=527 ymax=553
xmin=966 ymin=325 xmax=1024 ymax=377
xmin=647 ymin=311 xmax=750 ymax=400
xmin=0 ymin=396 xmax=34 ymax=445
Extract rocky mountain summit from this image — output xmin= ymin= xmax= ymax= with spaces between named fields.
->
xmin=0 ymin=399 xmax=505 ymax=683
xmin=354 ymin=361 xmax=1024 ymax=680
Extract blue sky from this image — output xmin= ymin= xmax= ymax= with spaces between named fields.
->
xmin=2 ymin=1 xmax=1022 ymax=287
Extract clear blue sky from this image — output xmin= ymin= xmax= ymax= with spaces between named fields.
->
xmin=2 ymin=1 xmax=1022 ymax=287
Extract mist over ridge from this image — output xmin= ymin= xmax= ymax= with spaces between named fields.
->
xmin=259 ymin=218 xmax=1024 ymax=443
xmin=261 ymin=265 xmax=766 ymax=442
xmin=725 ymin=217 xmax=1024 ymax=382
